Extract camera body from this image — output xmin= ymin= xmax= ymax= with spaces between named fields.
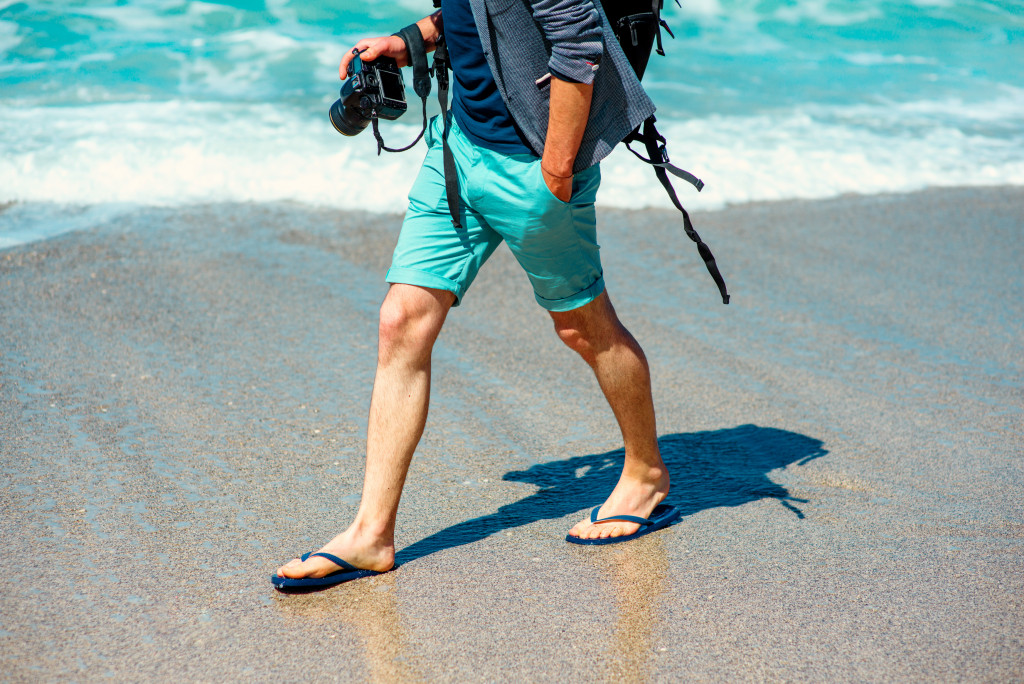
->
xmin=330 ymin=53 xmax=407 ymax=136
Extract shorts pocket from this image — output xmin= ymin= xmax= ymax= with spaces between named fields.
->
xmin=533 ymin=161 xmax=572 ymax=206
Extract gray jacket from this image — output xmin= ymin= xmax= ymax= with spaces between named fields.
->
xmin=467 ymin=0 xmax=656 ymax=172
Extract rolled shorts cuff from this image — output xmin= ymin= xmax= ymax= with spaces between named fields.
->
xmin=385 ymin=266 xmax=465 ymax=304
xmin=534 ymin=274 xmax=605 ymax=312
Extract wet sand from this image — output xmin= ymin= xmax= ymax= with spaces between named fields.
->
xmin=1 ymin=187 xmax=1022 ymax=681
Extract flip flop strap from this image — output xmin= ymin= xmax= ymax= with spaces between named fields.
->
xmin=589 ymin=506 xmax=653 ymax=526
xmin=301 ymin=551 xmax=358 ymax=571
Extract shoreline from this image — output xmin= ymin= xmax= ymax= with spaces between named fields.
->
xmin=2 ymin=183 xmax=1022 ymax=253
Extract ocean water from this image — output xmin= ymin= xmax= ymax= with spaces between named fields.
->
xmin=1 ymin=0 xmax=1022 ymax=246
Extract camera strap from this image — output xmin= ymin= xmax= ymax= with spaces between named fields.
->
xmin=398 ymin=24 xmax=432 ymax=101
xmin=403 ymin=18 xmax=461 ymax=230
xmin=431 ymin=37 xmax=462 ymax=230
xmin=373 ymin=21 xmax=461 ymax=230
xmin=372 ymin=24 xmax=434 ymax=154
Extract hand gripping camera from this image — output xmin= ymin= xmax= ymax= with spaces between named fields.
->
xmin=329 ymin=26 xmax=436 ymax=154
xmin=329 ymin=50 xmax=407 ymax=137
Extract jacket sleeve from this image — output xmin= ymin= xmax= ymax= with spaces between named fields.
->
xmin=529 ymin=0 xmax=603 ymax=84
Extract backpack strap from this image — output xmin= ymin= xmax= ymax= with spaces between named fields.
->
xmin=632 ymin=117 xmax=730 ymax=304
xmin=653 ymin=0 xmax=678 ymax=57
xmin=624 ymin=120 xmax=703 ymax=192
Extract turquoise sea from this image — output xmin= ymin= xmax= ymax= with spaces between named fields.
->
xmin=1 ymin=0 xmax=1022 ymax=246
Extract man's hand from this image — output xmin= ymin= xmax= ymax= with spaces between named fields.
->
xmin=541 ymin=76 xmax=593 ymax=202
xmin=541 ymin=166 xmax=574 ymax=203
xmin=339 ymin=11 xmax=443 ymax=80
xmin=339 ymin=36 xmax=409 ymax=79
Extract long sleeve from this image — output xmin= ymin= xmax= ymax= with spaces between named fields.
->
xmin=530 ymin=0 xmax=603 ymax=84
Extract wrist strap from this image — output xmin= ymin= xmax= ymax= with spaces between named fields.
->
xmin=394 ymin=23 xmax=431 ymax=100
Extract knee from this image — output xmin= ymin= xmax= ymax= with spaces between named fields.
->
xmin=554 ymin=319 xmax=600 ymax=364
xmin=377 ymin=294 xmax=444 ymax=361
xmin=551 ymin=297 xmax=641 ymax=366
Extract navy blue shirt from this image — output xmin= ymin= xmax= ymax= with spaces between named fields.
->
xmin=442 ymin=0 xmax=534 ymax=155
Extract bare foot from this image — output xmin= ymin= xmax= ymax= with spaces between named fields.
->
xmin=566 ymin=465 xmax=669 ymax=541
xmin=276 ymin=526 xmax=395 ymax=579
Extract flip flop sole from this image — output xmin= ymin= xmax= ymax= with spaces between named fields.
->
xmin=565 ymin=504 xmax=681 ymax=546
xmin=271 ymin=567 xmax=385 ymax=590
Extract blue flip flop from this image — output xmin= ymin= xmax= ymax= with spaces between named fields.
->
xmin=565 ymin=503 xmax=681 ymax=545
xmin=270 ymin=551 xmax=389 ymax=590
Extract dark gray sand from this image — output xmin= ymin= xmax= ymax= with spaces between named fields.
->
xmin=1 ymin=187 xmax=1022 ymax=681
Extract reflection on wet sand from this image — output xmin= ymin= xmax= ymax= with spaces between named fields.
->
xmin=273 ymin=572 xmax=422 ymax=682
xmin=594 ymin=537 xmax=670 ymax=683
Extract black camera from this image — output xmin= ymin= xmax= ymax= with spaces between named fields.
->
xmin=329 ymin=52 xmax=407 ymax=136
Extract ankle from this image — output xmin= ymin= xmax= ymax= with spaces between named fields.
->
xmin=620 ymin=460 xmax=670 ymax=493
xmin=348 ymin=516 xmax=395 ymax=549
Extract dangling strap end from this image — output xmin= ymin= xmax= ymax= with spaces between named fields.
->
xmin=371 ymin=113 xmax=384 ymax=156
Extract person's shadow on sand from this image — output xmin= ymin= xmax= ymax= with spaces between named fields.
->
xmin=395 ymin=424 xmax=826 ymax=564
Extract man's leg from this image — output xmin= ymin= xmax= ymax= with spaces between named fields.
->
xmin=277 ymin=284 xmax=454 ymax=578
xmin=554 ymin=291 xmax=670 ymax=541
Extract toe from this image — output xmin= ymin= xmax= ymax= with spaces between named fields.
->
xmin=567 ymin=515 xmax=640 ymax=540
xmin=277 ymin=558 xmax=303 ymax=578
xmin=567 ymin=516 xmax=590 ymax=538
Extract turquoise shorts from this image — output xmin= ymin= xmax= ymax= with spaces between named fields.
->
xmin=386 ymin=115 xmax=603 ymax=312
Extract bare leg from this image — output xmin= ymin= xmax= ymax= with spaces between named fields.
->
xmin=277 ymin=284 xmax=454 ymax=578
xmin=555 ymin=291 xmax=670 ymax=541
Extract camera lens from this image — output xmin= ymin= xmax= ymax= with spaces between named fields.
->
xmin=329 ymin=98 xmax=370 ymax=136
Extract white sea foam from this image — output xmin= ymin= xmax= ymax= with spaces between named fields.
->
xmin=71 ymin=4 xmax=171 ymax=33
xmin=841 ymin=52 xmax=937 ymax=67
xmin=0 ymin=101 xmax=421 ymax=210
xmin=1 ymin=95 xmax=1021 ymax=220
xmin=600 ymin=109 xmax=1024 ymax=210
xmin=0 ymin=19 xmax=20 ymax=54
